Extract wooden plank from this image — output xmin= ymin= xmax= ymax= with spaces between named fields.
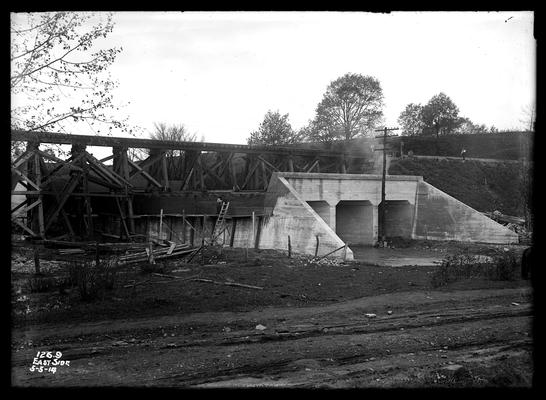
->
xmin=191 ymin=278 xmax=263 ymax=290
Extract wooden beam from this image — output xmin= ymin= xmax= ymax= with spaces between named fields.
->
xmin=87 ymin=174 xmax=124 ymax=190
xmin=197 ymin=155 xmax=205 ymax=190
xmin=288 ymin=157 xmax=294 ymax=172
xmin=115 ymin=197 xmax=131 ymax=240
xmin=241 ymin=158 xmax=260 ymax=190
xmin=82 ymin=163 xmax=94 ymax=238
xmin=99 ymin=154 xmax=114 ymax=163
xmin=161 ymin=153 xmax=169 ymax=189
xmin=13 ymin=219 xmax=37 ymax=236
xmin=128 ymin=159 xmax=162 ymax=188
xmin=260 ymin=159 xmax=268 ymax=189
xmin=35 ymin=149 xmax=84 ymax=172
xmin=257 ymin=155 xmax=280 ymax=172
xmin=12 ymin=149 xmax=34 ymax=169
xmin=11 ymin=199 xmax=28 ymax=214
xmin=85 ymin=152 xmax=132 ymax=187
xmin=12 ymin=129 xmax=364 ymax=158
xmin=128 ymin=152 xmax=164 ymax=179
xmin=12 ymin=199 xmax=41 ymax=216
xmin=44 ymin=173 xmax=81 ymax=230
xmin=181 ymin=167 xmax=194 ymax=191
xmin=41 ymin=153 xmax=84 ymax=186
xmin=306 ymin=158 xmax=320 ymax=173
xmin=11 ymin=167 xmax=39 ymax=190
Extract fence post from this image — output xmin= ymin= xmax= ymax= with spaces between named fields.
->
xmin=288 ymin=235 xmax=292 ymax=258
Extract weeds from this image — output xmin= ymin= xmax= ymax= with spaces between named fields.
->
xmin=68 ymin=258 xmax=119 ymax=301
xmin=431 ymin=250 xmax=520 ymax=287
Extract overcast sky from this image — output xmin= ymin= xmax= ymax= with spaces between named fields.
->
xmin=18 ymin=11 xmax=537 ymax=144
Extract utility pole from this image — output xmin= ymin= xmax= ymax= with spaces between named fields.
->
xmin=374 ymin=126 xmax=399 ymax=247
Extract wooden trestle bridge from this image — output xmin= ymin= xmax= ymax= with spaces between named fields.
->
xmin=11 ymin=130 xmax=371 ymax=241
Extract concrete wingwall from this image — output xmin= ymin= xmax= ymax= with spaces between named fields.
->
xmin=413 ymin=181 xmax=518 ymax=244
xmin=259 ymin=174 xmax=354 ymax=260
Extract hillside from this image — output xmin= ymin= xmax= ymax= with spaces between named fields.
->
xmin=389 ymin=157 xmax=526 ymax=217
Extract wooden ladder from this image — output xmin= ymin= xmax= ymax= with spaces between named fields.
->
xmin=211 ymin=201 xmax=230 ymax=244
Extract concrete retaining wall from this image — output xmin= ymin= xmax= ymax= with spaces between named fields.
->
xmin=260 ymin=176 xmax=353 ymax=260
xmin=413 ymin=181 xmax=518 ymax=243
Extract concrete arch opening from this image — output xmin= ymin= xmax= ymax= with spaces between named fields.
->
xmin=336 ymin=200 xmax=375 ymax=245
xmin=383 ymin=200 xmax=414 ymax=239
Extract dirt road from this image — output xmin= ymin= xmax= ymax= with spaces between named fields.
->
xmin=12 ymin=286 xmax=533 ymax=387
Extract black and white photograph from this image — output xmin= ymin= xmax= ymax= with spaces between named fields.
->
xmin=10 ymin=11 xmax=536 ymax=388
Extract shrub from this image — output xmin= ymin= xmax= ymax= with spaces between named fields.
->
xmin=27 ymin=276 xmax=58 ymax=293
xmin=68 ymin=258 xmax=119 ymax=301
xmin=430 ymin=250 xmax=519 ymax=287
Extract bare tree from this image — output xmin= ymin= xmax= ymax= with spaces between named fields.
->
xmin=520 ymin=104 xmax=535 ymax=131
xmin=148 ymin=122 xmax=198 ymax=178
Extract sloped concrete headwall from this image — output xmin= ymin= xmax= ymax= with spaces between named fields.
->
xmin=260 ymin=175 xmax=353 ymax=260
xmin=413 ymin=181 xmax=518 ymax=244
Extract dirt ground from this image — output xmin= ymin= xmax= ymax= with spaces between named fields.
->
xmin=11 ymin=240 xmax=534 ymax=388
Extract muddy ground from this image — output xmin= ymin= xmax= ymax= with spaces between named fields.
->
xmin=11 ymin=240 xmax=534 ymax=388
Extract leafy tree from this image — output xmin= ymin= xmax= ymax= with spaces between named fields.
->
xmin=11 ymin=12 xmax=126 ymax=139
xmin=299 ymin=114 xmax=339 ymax=144
xmin=313 ymin=73 xmax=384 ymax=141
xmin=420 ymin=93 xmax=462 ymax=138
xmin=248 ymin=110 xmax=301 ymax=145
xmin=398 ymin=103 xmax=425 ymax=136
xmin=455 ymin=117 xmax=491 ymax=135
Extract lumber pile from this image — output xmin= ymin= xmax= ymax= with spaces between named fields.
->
xmin=117 ymin=243 xmax=198 ymax=266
